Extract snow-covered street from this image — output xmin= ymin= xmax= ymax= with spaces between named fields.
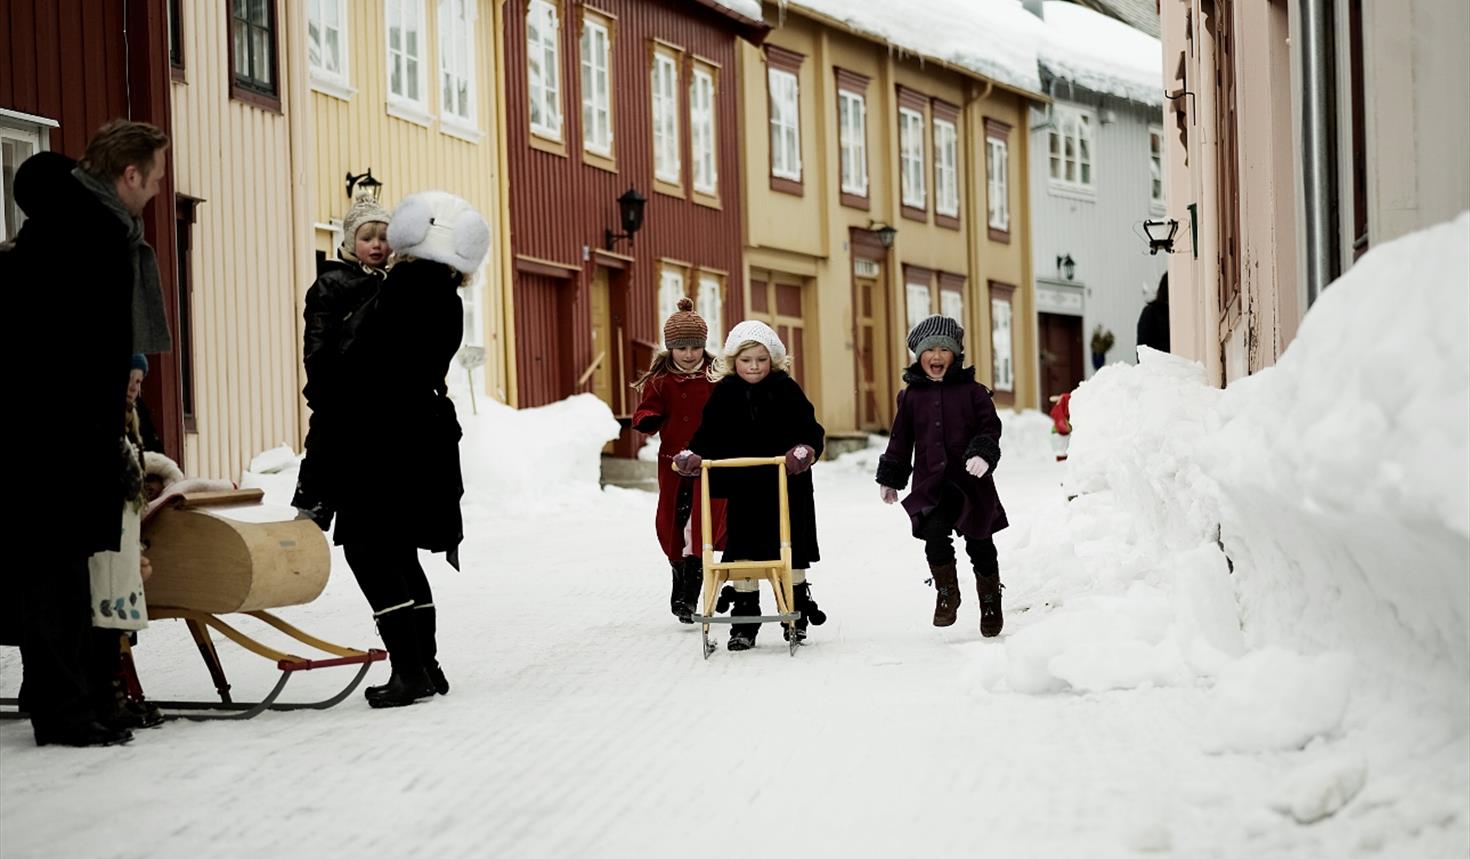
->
xmin=3 ymin=216 xmax=1468 ymax=858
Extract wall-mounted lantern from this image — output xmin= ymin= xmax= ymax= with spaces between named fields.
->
xmin=345 ymin=168 xmax=383 ymax=200
xmin=604 ymin=186 xmax=648 ymax=251
xmin=1143 ymin=218 xmax=1179 ymax=255
xmin=1056 ymin=253 xmax=1076 ymax=281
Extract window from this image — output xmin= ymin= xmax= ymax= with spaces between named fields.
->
xmin=580 ymin=13 xmax=612 ymax=158
xmin=838 ymin=88 xmax=868 ymax=199
xmin=697 ymin=273 xmax=724 ymax=354
xmin=1149 ymin=126 xmax=1165 ymax=208
xmin=439 ymin=0 xmax=477 ymax=131
xmin=176 ymin=196 xmax=202 ymax=432
xmin=1049 ymin=105 xmax=1094 ymax=191
xmin=308 ymin=0 xmax=352 ymax=98
xmin=461 ymin=261 xmax=485 ymax=348
xmin=769 ymin=70 xmax=801 ymax=182
xmin=527 ymin=0 xmax=563 ymax=140
xmin=933 ymin=116 xmax=959 ymax=221
xmin=690 ymin=64 xmax=717 ymax=198
xmin=940 ymin=285 xmax=963 ymax=324
xmin=387 ymin=0 xmax=429 ymax=118
xmin=991 ymin=296 xmax=1014 ymax=393
xmin=906 ymin=281 xmax=932 ymax=335
xmin=658 ymin=264 xmax=688 ymax=343
xmin=231 ymin=0 xmax=279 ymax=104
xmin=651 ymin=48 xmax=681 ymax=188
xmin=1 ymin=116 xmax=51 ymax=242
xmin=899 ymin=107 xmax=926 ymax=213
xmin=987 ymin=138 xmax=1009 ymax=231
xmin=169 ymin=0 xmax=185 ymax=76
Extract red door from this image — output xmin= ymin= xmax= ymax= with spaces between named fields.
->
xmin=1038 ymin=312 xmax=1084 ymax=404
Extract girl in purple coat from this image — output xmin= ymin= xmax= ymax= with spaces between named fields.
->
xmin=875 ymin=316 xmax=1009 ymax=636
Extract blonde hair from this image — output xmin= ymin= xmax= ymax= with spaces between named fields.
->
xmin=631 ymin=349 xmax=716 ymax=393
xmin=708 ymin=339 xmax=793 ymax=381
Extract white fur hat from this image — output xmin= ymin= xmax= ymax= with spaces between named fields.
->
xmin=724 ymin=319 xmax=787 ymax=366
xmin=386 ymin=190 xmax=491 ymax=274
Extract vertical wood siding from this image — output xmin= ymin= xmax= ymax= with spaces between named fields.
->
xmin=504 ymin=0 xmax=750 ymax=408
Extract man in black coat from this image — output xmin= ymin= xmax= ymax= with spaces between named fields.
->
xmin=7 ymin=120 xmax=170 ymax=747
xmin=1137 ymin=273 xmax=1171 ymax=354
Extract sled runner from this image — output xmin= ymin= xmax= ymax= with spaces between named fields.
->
xmin=685 ymin=456 xmax=802 ymax=658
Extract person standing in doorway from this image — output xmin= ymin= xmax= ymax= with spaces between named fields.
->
xmin=1136 ymin=272 xmax=1171 ymax=354
xmin=7 ymin=120 xmax=172 ymax=746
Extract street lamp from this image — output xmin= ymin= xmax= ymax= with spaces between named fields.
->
xmin=345 ymin=168 xmax=383 ymax=200
xmin=1143 ymin=218 xmax=1179 ymax=255
xmin=872 ymin=222 xmax=898 ymax=249
xmin=604 ymin=186 xmax=648 ymax=250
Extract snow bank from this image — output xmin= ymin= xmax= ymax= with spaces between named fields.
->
xmin=1040 ymin=0 xmax=1163 ymax=107
xmin=459 ymin=393 xmax=622 ymax=514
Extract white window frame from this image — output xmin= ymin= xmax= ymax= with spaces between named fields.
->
xmin=905 ymin=281 xmax=932 ymax=337
xmin=307 ymin=0 xmax=354 ymax=100
xmin=580 ymin=14 xmax=613 ymax=157
xmin=386 ymin=0 xmax=432 ymax=124
xmin=933 ymin=117 xmax=959 ymax=218
xmin=651 ymin=49 xmax=681 ymax=185
xmin=768 ymin=68 xmax=801 ymax=181
xmin=987 ymin=136 xmax=1010 ymax=231
xmin=1149 ymin=125 xmax=1165 ymax=210
xmin=899 ymin=106 xmax=926 ymax=209
xmin=0 ymin=112 xmax=54 ymax=243
xmin=438 ymin=0 xmax=479 ymax=138
xmin=1048 ymin=104 xmax=1094 ymax=193
xmin=838 ymin=89 xmax=868 ymax=196
xmin=658 ymin=265 xmax=687 ymax=343
xmin=527 ymin=0 xmax=563 ymax=141
xmin=690 ymin=65 xmax=717 ymax=196
xmin=991 ymin=297 xmax=1014 ymax=392
xmin=697 ymin=273 xmax=724 ymax=354
xmin=940 ymin=288 xmax=963 ymax=327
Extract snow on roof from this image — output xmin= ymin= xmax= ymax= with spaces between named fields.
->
xmin=1040 ymin=0 xmax=1163 ymax=107
xmin=778 ymin=0 xmax=1047 ymax=97
xmin=705 ymin=0 xmax=765 ymax=21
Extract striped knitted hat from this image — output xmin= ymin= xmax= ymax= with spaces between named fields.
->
xmin=907 ymin=315 xmax=964 ymax=357
xmin=663 ymin=297 xmax=708 ymax=349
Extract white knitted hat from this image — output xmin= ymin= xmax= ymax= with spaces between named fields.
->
xmin=386 ymin=190 xmax=491 ymax=274
xmin=340 ymin=194 xmax=390 ymax=253
xmin=724 ymin=319 xmax=787 ymax=366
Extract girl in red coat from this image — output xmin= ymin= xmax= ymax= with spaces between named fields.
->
xmin=631 ymin=298 xmax=727 ymax=624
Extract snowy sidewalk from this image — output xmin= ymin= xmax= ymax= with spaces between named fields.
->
xmin=0 ymin=453 xmax=1351 ymax=858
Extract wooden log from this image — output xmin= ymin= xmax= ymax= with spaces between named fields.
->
xmin=142 ymin=503 xmax=330 ymax=614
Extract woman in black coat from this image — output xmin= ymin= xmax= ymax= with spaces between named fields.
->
xmin=678 ymin=320 xmax=826 ymax=650
xmin=327 ymin=190 xmax=489 ymax=709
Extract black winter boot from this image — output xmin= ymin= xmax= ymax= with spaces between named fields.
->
xmin=727 ymin=590 xmax=761 ymax=651
xmin=976 ymin=574 xmax=1005 ymax=638
xmin=366 ymin=609 xmax=435 ymax=708
xmin=929 ymin=563 xmax=961 ymax=627
xmin=785 ymin=582 xmax=826 ymax=643
xmin=416 ymin=606 xmax=449 ymax=695
xmin=678 ymin=557 xmax=704 ymax=623
xmin=669 ymin=565 xmax=688 ymax=621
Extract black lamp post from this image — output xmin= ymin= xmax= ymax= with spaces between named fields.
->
xmin=345 ymin=168 xmax=383 ymax=200
xmin=605 ymin=186 xmax=648 ymax=250
xmin=1143 ymin=218 xmax=1180 ymax=255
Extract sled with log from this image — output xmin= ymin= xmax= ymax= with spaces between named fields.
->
xmin=2 ymin=488 xmax=384 ymax=722
xmin=682 ymin=456 xmax=802 ymax=659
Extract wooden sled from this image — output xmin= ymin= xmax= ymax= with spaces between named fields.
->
xmin=136 ymin=488 xmax=384 ymax=720
xmin=683 ymin=456 xmax=801 ymax=658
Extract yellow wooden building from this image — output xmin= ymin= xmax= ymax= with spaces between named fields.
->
xmin=737 ymin=1 xmax=1044 ymax=441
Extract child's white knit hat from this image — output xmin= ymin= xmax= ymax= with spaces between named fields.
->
xmin=386 ymin=190 xmax=491 ymax=274
xmin=724 ymin=319 xmax=787 ymax=366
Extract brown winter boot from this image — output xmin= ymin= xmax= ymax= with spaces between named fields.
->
xmin=929 ymin=563 xmax=961 ymax=627
xmin=977 ymin=574 xmax=1005 ymax=638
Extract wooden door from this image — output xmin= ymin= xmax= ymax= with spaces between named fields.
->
xmin=749 ymin=271 xmax=809 ymax=390
xmin=853 ymin=268 xmax=888 ymax=431
xmin=589 ymin=267 xmax=613 ymax=410
xmin=514 ymin=272 xmax=569 ymax=407
xmin=1038 ymin=312 xmax=1084 ymax=404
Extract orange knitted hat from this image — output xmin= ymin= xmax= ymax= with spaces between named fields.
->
xmin=663 ymin=297 xmax=708 ymax=349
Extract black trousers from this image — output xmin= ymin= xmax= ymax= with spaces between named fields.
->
xmin=916 ymin=484 xmax=1000 ymax=579
xmin=342 ymin=541 xmax=433 ymax=614
xmin=19 ymin=552 xmax=96 ymax=730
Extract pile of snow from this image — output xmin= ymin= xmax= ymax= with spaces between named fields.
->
xmin=981 ymin=212 xmax=1469 ymax=840
xmin=779 ymin=0 xmax=1046 ymax=96
xmin=999 ymin=408 xmax=1057 ymax=464
xmin=459 ymin=394 xmax=621 ymax=515
xmin=708 ymin=0 xmax=763 ymax=21
xmin=1039 ymin=0 xmax=1163 ymax=106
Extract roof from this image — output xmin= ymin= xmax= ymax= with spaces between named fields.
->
xmin=1076 ymin=0 xmax=1161 ymax=39
xmin=1040 ymin=0 xmax=1163 ymax=107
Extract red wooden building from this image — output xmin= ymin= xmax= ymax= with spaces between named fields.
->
xmin=2 ymin=0 xmax=182 ymax=457
xmin=502 ymin=0 xmax=766 ymax=452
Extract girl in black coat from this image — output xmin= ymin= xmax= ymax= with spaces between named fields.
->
xmin=329 ymin=191 xmax=490 ymax=708
xmin=677 ymin=320 xmax=826 ymax=650
xmin=876 ymin=316 xmax=1008 ymax=637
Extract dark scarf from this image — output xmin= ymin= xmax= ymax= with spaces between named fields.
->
xmin=72 ymin=167 xmax=173 ymax=355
